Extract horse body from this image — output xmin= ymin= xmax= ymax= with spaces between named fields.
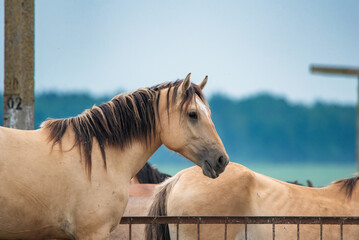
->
xmin=0 ymin=74 xmax=229 ymax=239
xmin=0 ymin=127 xmax=72 ymax=238
xmin=147 ymin=163 xmax=359 ymax=240
xmin=110 ymin=163 xmax=170 ymax=240
xmin=0 ymin=127 xmax=152 ymax=239
xmin=110 ymin=190 xmax=156 ymax=240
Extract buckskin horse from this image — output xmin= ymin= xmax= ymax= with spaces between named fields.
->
xmin=147 ymin=162 xmax=359 ymax=240
xmin=110 ymin=162 xmax=170 ymax=240
xmin=0 ymin=74 xmax=229 ymax=240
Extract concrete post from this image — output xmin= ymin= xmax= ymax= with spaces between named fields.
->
xmin=3 ymin=0 xmax=34 ymax=130
xmin=357 ymin=77 xmax=359 ymax=170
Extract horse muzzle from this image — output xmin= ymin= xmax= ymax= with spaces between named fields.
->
xmin=201 ymin=154 xmax=229 ymax=179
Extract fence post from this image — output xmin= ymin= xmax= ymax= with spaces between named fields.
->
xmin=3 ymin=0 xmax=35 ymax=129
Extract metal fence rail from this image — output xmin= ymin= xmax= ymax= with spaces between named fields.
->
xmin=120 ymin=216 xmax=359 ymax=240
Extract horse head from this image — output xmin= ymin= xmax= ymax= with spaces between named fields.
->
xmin=157 ymin=73 xmax=229 ymax=178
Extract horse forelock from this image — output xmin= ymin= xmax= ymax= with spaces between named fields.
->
xmin=153 ymin=80 xmax=207 ymax=115
xmin=335 ymin=175 xmax=359 ymax=199
xmin=42 ymin=80 xmax=207 ymax=179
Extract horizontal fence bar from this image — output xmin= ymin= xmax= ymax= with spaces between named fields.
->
xmin=120 ymin=216 xmax=359 ymax=225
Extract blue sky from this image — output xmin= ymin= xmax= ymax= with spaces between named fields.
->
xmin=1 ymin=0 xmax=359 ymax=104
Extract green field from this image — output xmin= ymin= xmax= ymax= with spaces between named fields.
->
xmin=154 ymin=160 xmax=357 ymax=188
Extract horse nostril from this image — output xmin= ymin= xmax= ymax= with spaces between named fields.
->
xmin=218 ymin=156 xmax=224 ymax=167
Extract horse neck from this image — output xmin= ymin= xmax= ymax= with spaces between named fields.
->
xmin=102 ymin=88 xmax=166 ymax=181
xmin=106 ymin=135 xmax=162 ymax=181
xmin=351 ymin=190 xmax=359 ymax=202
xmin=106 ymin=86 xmax=174 ymax=181
xmin=320 ymin=182 xmax=359 ymax=205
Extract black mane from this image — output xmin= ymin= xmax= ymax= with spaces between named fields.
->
xmin=335 ymin=176 xmax=359 ymax=198
xmin=41 ymin=80 xmax=206 ymax=178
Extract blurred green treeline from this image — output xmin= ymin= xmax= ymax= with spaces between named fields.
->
xmin=0 ymin=92 xmax=355 ymax=164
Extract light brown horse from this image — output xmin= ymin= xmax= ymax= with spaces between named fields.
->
xmin=110 ymin=163 xmax=169 ymax=240
xmin=147 ymin=162 xmax=359 ymax=240
xmin=0 ymin=74 xmax=229 ymax=240
xmin=110 ymin=186 xmax=156 ymax=240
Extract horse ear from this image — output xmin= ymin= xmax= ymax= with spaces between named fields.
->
xmin=199 ymin=75 xmax=208 ymax=90
xmin=178 ymin=73 xmax=191 ymax=97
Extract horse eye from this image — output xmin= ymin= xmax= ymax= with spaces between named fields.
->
xmin=188 ymin=111 xmax=198 ymax=120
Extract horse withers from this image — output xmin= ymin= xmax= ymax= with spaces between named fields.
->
xmin=0 ymin=74 xmax=229 ymax=240
xmin=147 ymin=162 xmax=359 ymax=240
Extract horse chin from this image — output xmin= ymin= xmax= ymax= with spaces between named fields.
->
xmin=202 ymin=160 xmax=219 ymax=179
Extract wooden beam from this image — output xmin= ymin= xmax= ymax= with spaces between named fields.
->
xmin=3 ymin=0 xmax=34 ymax=129
xmin=310 ymin=65 xmax=359 ymax=76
